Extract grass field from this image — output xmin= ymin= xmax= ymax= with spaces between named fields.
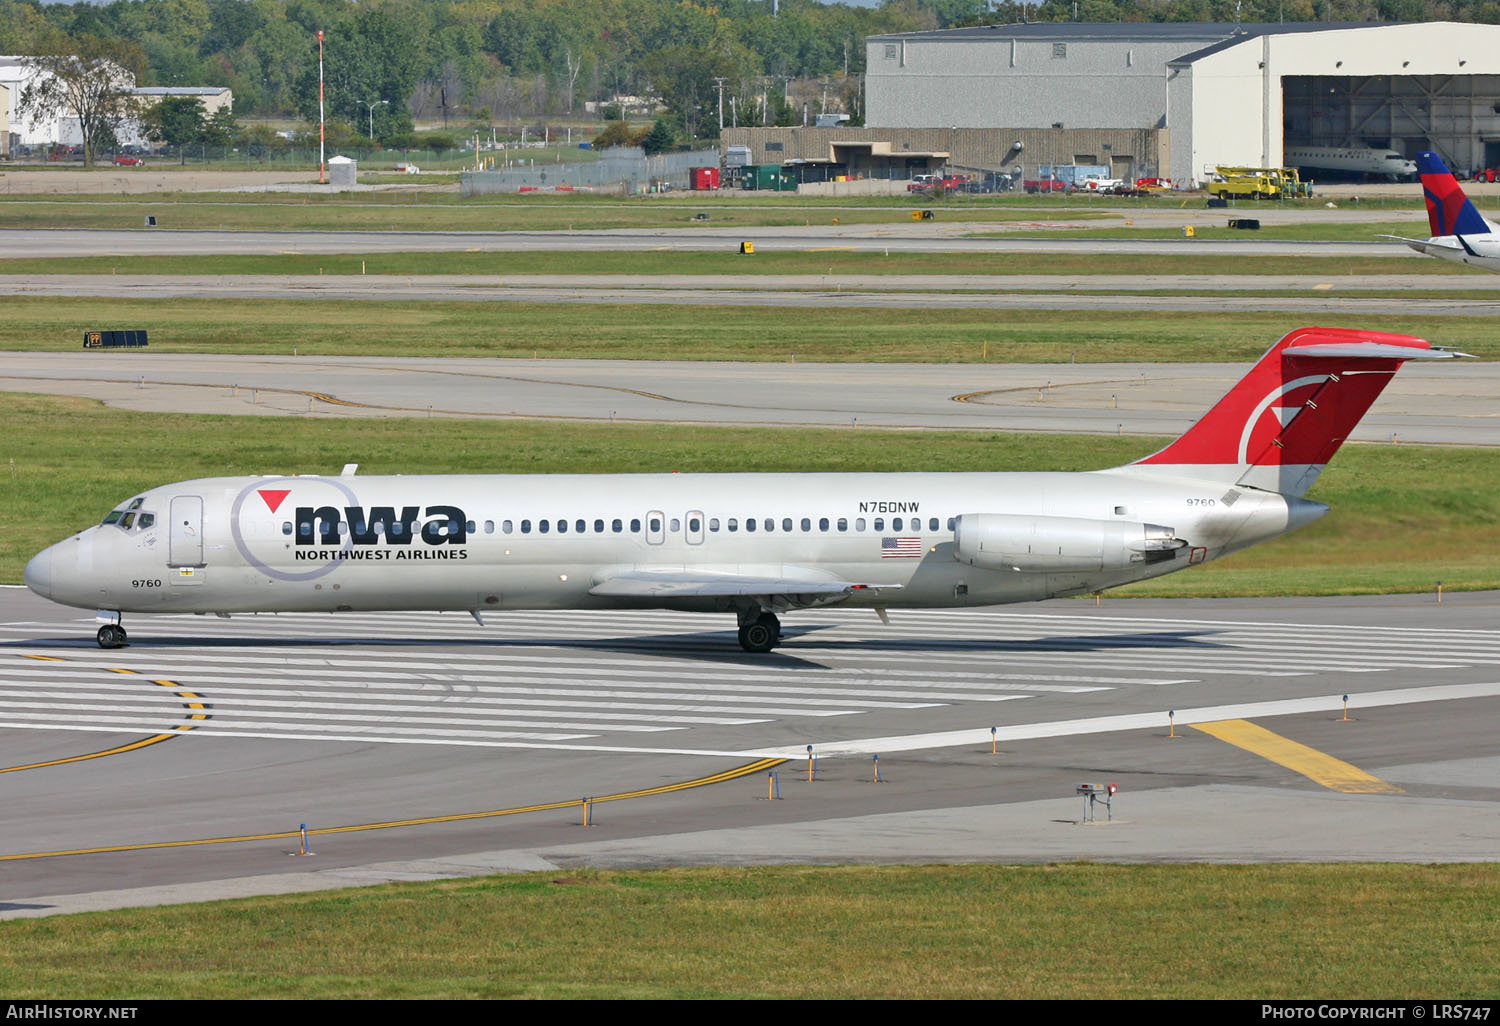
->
xmin=4 ymin=297 xmax=1498 ymax=361
xmin=6 ymin=392 xmax=1496 ymax=594
xmin=1 ymin=863 xmax=1496 ymax=998
xmin=0 ymin=248 xmax=1484 ymax=278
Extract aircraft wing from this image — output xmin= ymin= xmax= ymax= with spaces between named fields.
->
xmin=589 ymin=569 xmax=898 ymax=600
xmin=1377 ymin=233 xmax=1465 ymax=256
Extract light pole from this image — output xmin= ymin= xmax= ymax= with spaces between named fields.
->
xmin=365 ymin=99 xmax=389 ymax=140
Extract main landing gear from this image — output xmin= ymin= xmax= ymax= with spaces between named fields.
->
xmin=97 ymin=623 xmax=128 ymax=649
xmin=737 ymin=611 xmax=781 ymax=653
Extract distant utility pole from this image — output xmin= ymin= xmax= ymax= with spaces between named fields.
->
xmin=317 ymin=29 xmax=325 ymax=184
xmin=713 ymin=77 xmax=726 ymax=132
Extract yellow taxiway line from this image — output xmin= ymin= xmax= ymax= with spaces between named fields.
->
xmin=1193 ymin=719 xmax=1404 ymax=794
xmin=0 ymin=758 xmax=787 ymax=861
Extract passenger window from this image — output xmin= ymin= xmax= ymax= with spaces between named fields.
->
xmin=649 ymin=517 xmax=661 ymax=532
xmin=631 ymin=518 xmax=641 ymax=532
xmin=689 ymin=517 xmax=701 ymax=532
xmin=819 ymin=518 xmax=829 ymax=531
xmin=856 ymin=518 xmax=866 ymax=531
xmin=299 ymin=522 xmax=312 ymax=537
xmin=540 ymin=520 xmax=550 ymax=534
xmin=746 ymin=518 xmax=756 ymax=533
xmin=798 ymin=518 xmax=808 ymax=532
xmin=391 ymin=522 xmax=404 ymax=536
xmin=521 ymin=520 xmax=532 ymax=534
xmin=929 ymin=518 xmax=939 ymax=531
xmin=874 ymin=518 xmax=885 ymax=531
xmin=282 ymin=522 xmax=292 ymax=535
xmin=893 ymin=517 xmax=903 ymax=531
xmin=838 ymin=518 xmax=847 ymax=532
xmin=670 ymin=518 xmax=680 ymax=532
xmin=576 ymin=519 xmax=586 ymax=533
xmin=483 ymin=520 xmax=493 ymax=534
xmin=708 ymin=518 xmax=719 ymax=531
xmin=594 ymin=519 xmax=604 ymax=533
xmin=764 ymin=518 xmax=775 ymax=533
xmin=612 ymin=519 xmax=622 ymax=533
xmin=502 ymin=520 xmax=513 ymax=534
xmin=947 ymin=517 xmax=956 ymax=531
xmin=728 ymin=518 xmax=738 ymax=532
xmin=557 ymin=519 xmax=567 ymax=534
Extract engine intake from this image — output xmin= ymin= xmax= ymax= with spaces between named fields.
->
xmin=953 ymin=514 xmax=1186 ymax=573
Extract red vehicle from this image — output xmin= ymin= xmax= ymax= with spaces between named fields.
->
xmin=112 ymin=155 xmax=144 ymax=166
xmin=908 ymin=173 xmax=972 ymax=193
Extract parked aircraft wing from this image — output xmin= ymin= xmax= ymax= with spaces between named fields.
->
xmin=1377 ymin=233 xmax=1466 ymax=256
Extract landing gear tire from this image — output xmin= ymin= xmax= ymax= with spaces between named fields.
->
xmin=97 ymin=624 xmax=128 ymax=649
xmin=737 ymin=613 xmax=781 ymax=654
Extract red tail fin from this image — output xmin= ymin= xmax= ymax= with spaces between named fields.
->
xmin=1129 ymin=327 xmax=1452 ymax=496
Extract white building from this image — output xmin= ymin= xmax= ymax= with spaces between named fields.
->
xmin=0 ymin=54 xmax=138 ymax=147
xmin=866 ymin=21 xmax=1500 ymax=185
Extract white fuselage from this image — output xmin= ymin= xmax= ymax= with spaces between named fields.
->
xmin=27 ymin=469 xmax=1325 ymax=618
xmin=1285 ymin=146 xmax=1417 ymax=178
xmin=1405 ymin=233 xmax=1500 ymax=272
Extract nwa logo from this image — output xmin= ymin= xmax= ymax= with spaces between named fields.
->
xmin=294 ymin=504 xmax=469 ymax=561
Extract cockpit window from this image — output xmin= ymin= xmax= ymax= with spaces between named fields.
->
xmin=101 ymin=510 xmax=123 ymax=526
xmin=119 ymin=512 xmax=136 ymax=530
xmin=128 ymin=498 xmax=144 ymax=511
xmin=137 ymin=513 xmax=155 ymax=530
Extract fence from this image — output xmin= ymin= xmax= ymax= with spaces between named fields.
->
xmin=462 ymin=146 xmax=720 ymax=195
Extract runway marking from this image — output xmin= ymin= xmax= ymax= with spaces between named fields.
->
xmin=0 ymin=757 xmax=785 ymax=862
xmin=1192 ymin=719 xmax=1404 ymax=794
xmin=0 ymin=657 xmax=209 ymax=775
xmin=0 ymin=733 xmax=179 ymax=773
xmin=739 ymin=682 xmax=1500 ymax=759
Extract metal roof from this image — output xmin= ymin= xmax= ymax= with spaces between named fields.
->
xmin=869 ymin=21 xmax=1388 ymax=45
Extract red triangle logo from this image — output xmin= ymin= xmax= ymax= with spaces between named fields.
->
xmin=258 ymin=489 xmax=291 ymax=513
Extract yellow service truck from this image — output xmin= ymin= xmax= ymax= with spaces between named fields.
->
xmin=1211 ymin=166 xmax=1313 ymax=200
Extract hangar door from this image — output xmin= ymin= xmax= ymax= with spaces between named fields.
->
xmin=1283 ymin=74 xmax=1500 ymax=174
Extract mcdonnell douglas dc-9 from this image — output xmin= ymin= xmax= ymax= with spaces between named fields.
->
xmin=1383 ymin=150 xmax=1500 ymax=272
xmin=25 ymin=327 xmax=1463 ymax=653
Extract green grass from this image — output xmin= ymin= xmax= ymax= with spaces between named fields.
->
xmin=0 ymin=248 xmax=1484 ymax=278
xmin=978 ymin=218 xmax=1431 ymax=242
xmin=6 ymin=392 xmax=1496 ymax=594
xmin=0 ymin=863 xmax=1496 ymax=997
xmin=0 ymin=193 xmax=1112 ymax=231
xmin=5 ymin=297 xmax=1500 ymax=361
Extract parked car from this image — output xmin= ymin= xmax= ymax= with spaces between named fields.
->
xmin=112 ymin=155 xmax=144 ymax=166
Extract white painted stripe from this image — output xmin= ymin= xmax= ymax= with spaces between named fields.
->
xmin=0 ymin=668 xmax=1040 ymax=704
xmin=738 ymin=682 xmax=1500 ymax=758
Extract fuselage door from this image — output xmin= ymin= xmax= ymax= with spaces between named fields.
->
xmin=685 ymin=509 xmax=705 ymax=545
xmin=646 ymin=510 xmax=665 ymax=546
xmin=169 ymin=495 xmax=206 ymax=567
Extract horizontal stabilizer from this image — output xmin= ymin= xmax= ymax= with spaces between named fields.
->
xmin=1282 ymin=341 xmax=1471 ymax=360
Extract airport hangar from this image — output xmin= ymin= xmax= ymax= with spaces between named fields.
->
xmin=724 ymin=21 xmax=1500 ymax=188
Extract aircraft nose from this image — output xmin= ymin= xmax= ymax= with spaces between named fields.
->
xmin=24 ymin=547 xmax=52 ymax=600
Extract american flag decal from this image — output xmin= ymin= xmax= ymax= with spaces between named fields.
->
xmin=881 ymin=536 xmax=923 ymax=558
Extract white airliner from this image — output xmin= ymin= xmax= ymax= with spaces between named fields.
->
xmin=1283 ymin=145 xmax=1417 ymax=179
xmin=1382 ymin=151 xmax=1500 ymax=272
xmin=24 ymin=327 xmax=1464 ymax=653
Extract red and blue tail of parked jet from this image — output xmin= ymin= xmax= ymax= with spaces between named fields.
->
xmin=1382 ymin=152 xmax=1500 ymax=269
xmin=1417 ymin=151 xmax=1497 ymax=237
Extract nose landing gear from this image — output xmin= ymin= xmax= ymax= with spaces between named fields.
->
xmin=96 ymin=611 xmax=128 ymax=649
